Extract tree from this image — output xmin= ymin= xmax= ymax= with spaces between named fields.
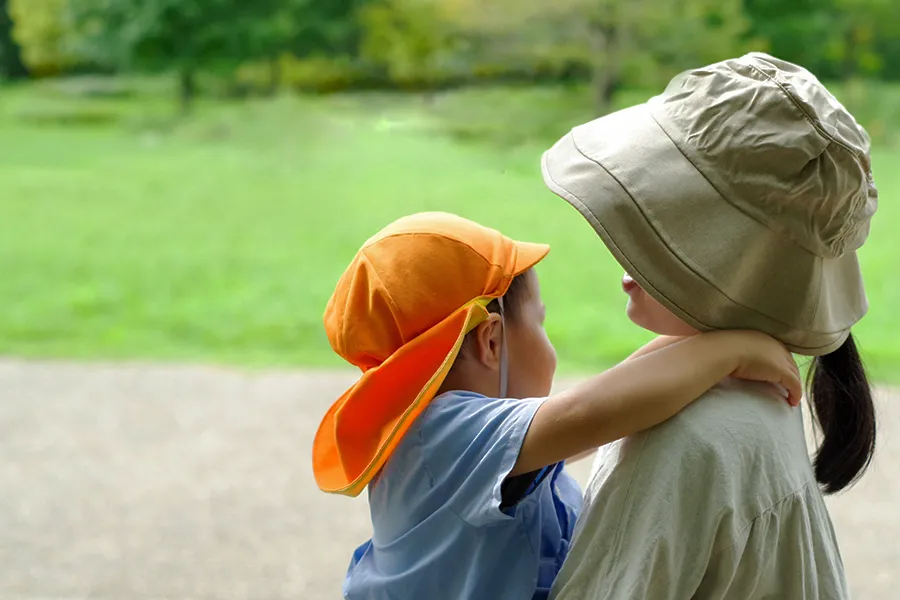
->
xmin=0 ymin=0 xmax=28 ymax=78
xmin=746 ymin=0 xmax=900 ymax=81
xmin=272 ymin=0 xmax=368 ymax=94
xmin=359 ymin=0 xmax=459 ymax=87
xmin=828 ymin=0 xmax=900 ymax=79
xmin=745 ymin=0 xmax=849 ymax=80
xmin=442 ymin=0 xmax=749 ymax=114
xmin=71 ymin=0 xmax=295 ymax=112
xmin=292 ymin=0 xmax=367 ymax=57
xmin=589 ymin=0 xmax=749 ymax=113
xmin=9 ymin=0 xmax=80 ymax=76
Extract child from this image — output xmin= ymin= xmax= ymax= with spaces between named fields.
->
xmin=312 ymin=212 xmax=800 ymax=600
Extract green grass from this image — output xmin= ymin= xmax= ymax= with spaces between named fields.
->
xmin=1 ymin=80 xmax=899 ymax=379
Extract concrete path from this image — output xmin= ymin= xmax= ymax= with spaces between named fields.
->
xmin=0 ymin=360 xmax=897 ymax=599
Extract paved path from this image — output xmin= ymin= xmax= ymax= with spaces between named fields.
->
xmin=0 ymin=360 xmax=897 ymax=599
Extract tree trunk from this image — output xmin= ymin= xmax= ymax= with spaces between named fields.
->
xmin=267 ymin=55 xmax=281 ymax=96
xmin=179 ymin=67 xmax=197 ymax=115
xmin=590 ymin=20 xmax=621 ymax=117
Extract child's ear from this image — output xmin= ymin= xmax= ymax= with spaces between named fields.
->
xmin=471 ymin=314 xmax=504 ymax=370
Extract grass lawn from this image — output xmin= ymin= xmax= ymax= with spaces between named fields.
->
xmin=1 ymin=81 xmax=899 ymax=379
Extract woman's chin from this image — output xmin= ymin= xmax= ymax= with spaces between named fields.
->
xmin=624 ymin=288 xmax=702 ymax=335
xmin=626 ymin=302 xmax=692 ymax=336
xmin=625 ymin=302 xmax=652 ymax=331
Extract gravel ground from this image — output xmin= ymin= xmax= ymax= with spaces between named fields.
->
xmin=0 ymin=360 xmax=897 ymax=599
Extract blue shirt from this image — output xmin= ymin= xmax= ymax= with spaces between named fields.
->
xmin=343 ymin=391 xmax=583 ymax=600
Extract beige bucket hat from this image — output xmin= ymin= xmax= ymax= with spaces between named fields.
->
xmin=542 ymin=53 xmax=877 ymax=356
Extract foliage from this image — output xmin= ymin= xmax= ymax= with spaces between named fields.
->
xmin=828 ymin=0 xmax=900 ymax=78
xmin=234 ymin=54 xmax=376 ymax=94
xmin=746 ymin=0 xmax=900 ymax=80
xmin=231 ymin=0 xmax=371 ymax=94
xmin=358 ymin=0 xmax=748 ymax=111
xmin=72 ymin=0 xmax=270 ymax=70
xmin=745 ymin=0 xmax=837 ymax=76
xmin=67 ymin=0 xmax=370 ymax=107
xmin=291 ymin=0 xmax=368 ymax=58
xmin=8 ymin=0 xmax=83 ymax=75
xmin=69 ymin=0 xmax=298 ymax=109
xmin=0 ymin=0 xmax=27 ymax=78
xmin=5 ymin=0 xmax=900 ymax=95
xmin=358 ymin=0 xmax=460 ymax=86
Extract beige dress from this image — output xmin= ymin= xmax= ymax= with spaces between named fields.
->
xmin=551 ymin=379 xmax=850 ymax=600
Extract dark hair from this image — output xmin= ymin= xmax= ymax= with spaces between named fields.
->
xmin=483 ymin=270 xmax=531 ymax=322
xmin=806 ymin=333 xmax=877 ymax=494
xmin=450 ymin=270 xmax=531 ymax=365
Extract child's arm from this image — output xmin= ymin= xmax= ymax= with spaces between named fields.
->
xmin=625 ymin=335 xmax=685 ymax=360
xmin=510 ymin=330 xmax=800 ymax=477
xmin=562 ymin=336 xmax=684 ymax=467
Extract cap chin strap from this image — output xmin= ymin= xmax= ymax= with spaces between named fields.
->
xmin=498 ymin=296 xmax=508 ymax=398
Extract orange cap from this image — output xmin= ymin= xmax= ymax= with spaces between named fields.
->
xmin=313 ymin=212 xmax=550 ymax=496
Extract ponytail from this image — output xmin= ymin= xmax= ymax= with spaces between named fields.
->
xmin=807 ymin=333 xmax=877 ymax=494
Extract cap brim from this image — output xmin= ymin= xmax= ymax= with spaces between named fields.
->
xmin=312 ymin=301 xmax=489 ymax=496
xmin=541 ymin=102 xmax=864 ymax=355
xmin=512 ymin=240 xmax=550 ymax=277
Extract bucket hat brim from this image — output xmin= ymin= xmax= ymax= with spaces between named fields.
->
xmin=542 ymin=102 xmax=866 ymax=355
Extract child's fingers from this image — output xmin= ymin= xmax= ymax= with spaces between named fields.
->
xmin=773 ymin=346 xmax=802 ymax=407
xmin=781 ymin=363 xmax=803 ymax=407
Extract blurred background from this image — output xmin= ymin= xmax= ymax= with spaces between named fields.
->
xmin=0 ymin=0 xmax=898 ymax=599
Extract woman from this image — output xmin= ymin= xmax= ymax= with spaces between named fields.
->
xmin=542 ymin=53 xmax=878 ymax=599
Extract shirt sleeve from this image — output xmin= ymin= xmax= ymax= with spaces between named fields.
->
xmin=500 ymin=465 xmax=554 ymax=510
xmin=418 ymin=392 xmax=547 ymax=528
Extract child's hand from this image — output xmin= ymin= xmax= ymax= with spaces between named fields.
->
xmin=513 ymin=330 xmax=802 ymax=476
xmin=723 ymin=331 xmax=802 ymax=406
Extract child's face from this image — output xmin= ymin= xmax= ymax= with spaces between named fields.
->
xmin=505 ymin=271 xmax=557 ymax=399
xmin=621 ymin=272 xmax=699 ymax=336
